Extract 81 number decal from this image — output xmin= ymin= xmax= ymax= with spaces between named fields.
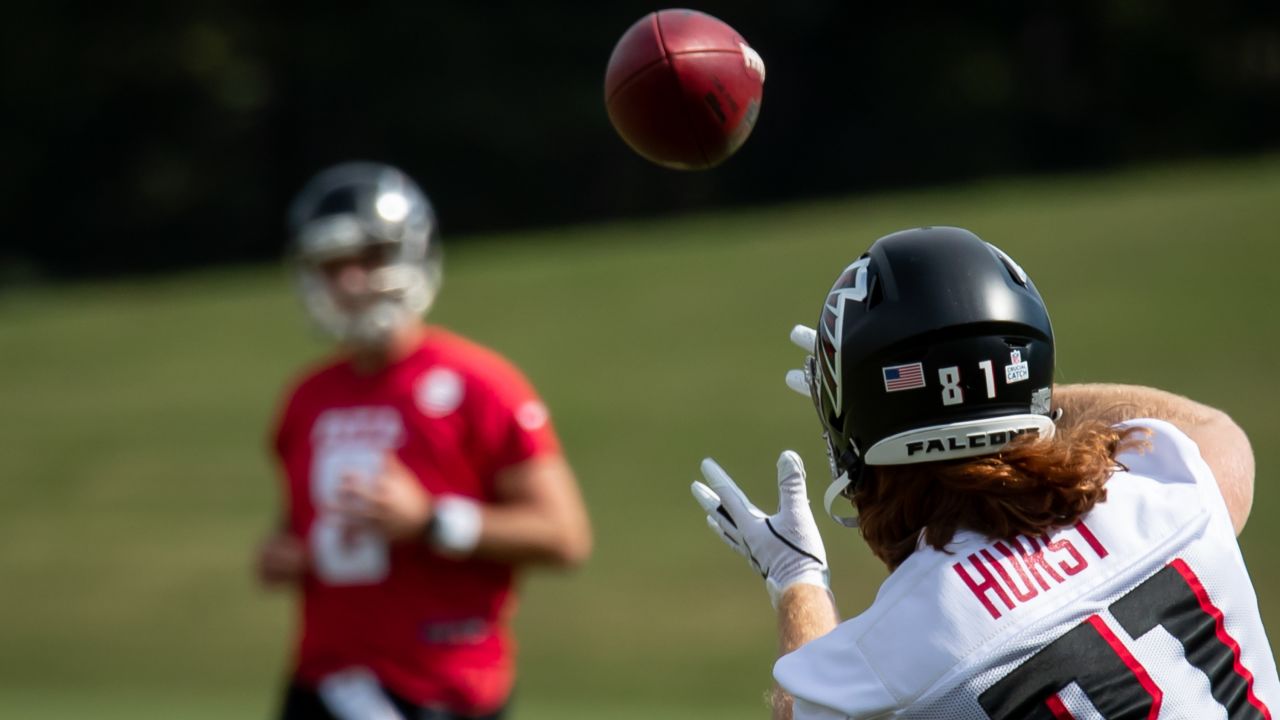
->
xmin=939 ymin=361 xmax=999 ymax=407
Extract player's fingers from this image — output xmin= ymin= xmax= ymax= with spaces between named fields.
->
xmin=257 ymin=549 xmax=280 ymax=575
xmin=690 ymin=481 xmax=721 ymax=512
xmin=265 ymin=537 xmax=301 ymax=560
xmin=330 ymin=494 xmax=381 ymax=525
xmin=776 ymin=450 xmax=808 ymax=507
xmin=700 ymin=458 xmax=763 ymax=519
xmin=329 ymin=504 xmax=367 ymax=525
xmin=705 ymin=514 xmax=735 ymax=542
xmin=363 ymin=476 xmax=395 ymax=503
xmin=264 ymin=552 xmax=297 ymax=573
xmin=342 ymin=513 xmax=381 ymax=534
xmin=258 ymin=560 xmax=286 ymax=585
xmin=361 ymin=483 xmax=399 ymax=511
xmin=704 ymin=515 xmax=741 ymax=548
xmin=320 ymin=494 xmax=346 ymax=516
xmin=790 ymin=325 xmax=817 ymax=351
xmin=704 ymin=500 xmax=743 ymax=539
xmin=705 ymin=515 xmax=750 ymax=562
xmin=339 ymin=477 xmax=376 ymax=500
xmin=262 ymin=548 xmax=304 ymax=578
xmin=694 ymin=481 xmax=741 ymax=529
xmin=335 ymin=479 xmax=370 ymax=509
xmin=329 ymin=498 xmax=365 ymax=522
xmin=360 ymin=495 xmax=392 ymax=519
xmin=381 ymin=450 xmax=412 ymax=478
xmin=785 ymin=369 xmax=810 ymax=396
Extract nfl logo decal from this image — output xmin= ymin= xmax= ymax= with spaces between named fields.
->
xmin=883 ymin=362 xmax=926 ymax=392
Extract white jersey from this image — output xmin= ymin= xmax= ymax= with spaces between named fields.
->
xmin=775 ymin=419 xmax=1279 ymax=719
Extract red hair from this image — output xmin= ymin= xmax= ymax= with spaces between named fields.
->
xmin=853 ymin=420 xmax=1148 ymax=569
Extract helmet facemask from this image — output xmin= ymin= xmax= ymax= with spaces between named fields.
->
xmin=789 ymin=328 xmax=863 ymax=528
xmin=289 ymin=163 xmax=442 ymax=348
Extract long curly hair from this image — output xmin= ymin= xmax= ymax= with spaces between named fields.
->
xmin=853 ymin=420 xmax=1149 ymax=569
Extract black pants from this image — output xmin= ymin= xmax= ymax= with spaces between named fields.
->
xmin=280 ymin=682 xmax=507 ymax=720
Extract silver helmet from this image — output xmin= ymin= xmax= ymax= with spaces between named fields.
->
xmin=287 ymin=162 xmax=442 ymax=346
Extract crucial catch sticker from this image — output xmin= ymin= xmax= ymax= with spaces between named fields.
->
xmin=1005 ymin=350 xmax=1030 ymax=384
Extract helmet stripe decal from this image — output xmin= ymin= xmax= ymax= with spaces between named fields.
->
xmin=817 ymin=257 xmax=870 ymax=418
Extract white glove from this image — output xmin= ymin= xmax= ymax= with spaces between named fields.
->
xmin=691 ymin=451 xmax=830 ymax=608
xmin=785 ymin=324 xmax=817 ymax=398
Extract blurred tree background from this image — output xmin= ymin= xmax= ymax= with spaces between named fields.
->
xmin=3 ymin=1 xmax=1278 ymax=279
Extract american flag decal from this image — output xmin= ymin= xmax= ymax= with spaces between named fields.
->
xmin=882 ymin=362 xmax=926 ymax=392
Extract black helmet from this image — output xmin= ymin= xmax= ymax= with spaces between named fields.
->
xmin=798 ymin=227 xmax=1056 ymax=525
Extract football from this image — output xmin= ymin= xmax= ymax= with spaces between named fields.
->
xmin=604 ymin=9 xmax=765 ymax=170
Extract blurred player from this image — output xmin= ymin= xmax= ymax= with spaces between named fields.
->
xmin=691 ymin=226 xmax=1279 ymax=719
xmin=256 ymin=162 xmax=592 ymax=720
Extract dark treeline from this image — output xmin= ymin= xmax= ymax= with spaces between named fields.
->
xmin=4 ymin=2 xmax=1278 ymax=278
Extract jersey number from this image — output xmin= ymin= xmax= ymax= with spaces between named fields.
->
xmin=309 ymin=445 xmax=390 ymax=585
xmin=979 ymin=559 xmax=1270 ymax=719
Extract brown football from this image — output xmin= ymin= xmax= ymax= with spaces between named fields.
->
xmin=605 ymin=9 xmax=765 ymax=170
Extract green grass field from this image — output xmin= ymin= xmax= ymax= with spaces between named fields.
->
xmin=2 ymin=155 xmax=1279 ymax=718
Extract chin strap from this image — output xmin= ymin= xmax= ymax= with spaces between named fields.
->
xmin=788 ymin=324 xmax=862 ymax=529
xmin=822 ymin=471 xmax=859 ymax=528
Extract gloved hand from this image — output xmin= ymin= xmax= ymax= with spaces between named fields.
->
xmin=691 ymin=451 xmax=830 ymax=608
xmin=784 ymin=324 xmax=818 ymax=399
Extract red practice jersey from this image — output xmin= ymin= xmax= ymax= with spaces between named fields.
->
xmin=271 ymin=327 xmax=561 ymax=715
